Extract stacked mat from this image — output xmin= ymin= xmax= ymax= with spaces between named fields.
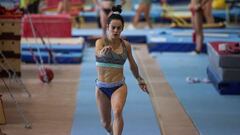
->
xmin=21 ymin=38 xmax=85 ymax=64
xmin=0 ymin=14 xmax=22 ymax=77
xmin=207 ymin=41 xmax=240 ymax=94
xmin=21 ymin=14 xmax=72 ymax=38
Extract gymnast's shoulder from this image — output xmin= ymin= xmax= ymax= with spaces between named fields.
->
xmin=95 ymin=38 xmax=104 ymax=47
xmin=122 ymin=39 xmax=132 ymax=50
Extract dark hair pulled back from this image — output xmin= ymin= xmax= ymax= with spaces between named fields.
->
xmin=107 ymin=5 xmax=124 ymax=27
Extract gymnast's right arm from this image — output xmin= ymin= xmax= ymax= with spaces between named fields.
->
xmin=95 ymin=39 xmax=112 ymax=57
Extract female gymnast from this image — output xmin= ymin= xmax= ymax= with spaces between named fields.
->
xmin=95 ymin=5 xmax=148 ymax=135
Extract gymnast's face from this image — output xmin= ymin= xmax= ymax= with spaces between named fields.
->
xmin=107 ymin=19 xmax=123 ymax=39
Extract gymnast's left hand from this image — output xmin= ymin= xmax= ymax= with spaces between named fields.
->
xmin=138 ymin=79 xmax=149 ymax=94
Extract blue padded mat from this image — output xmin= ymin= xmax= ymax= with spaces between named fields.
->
xmin=207 ymin=65 xmax=240 ymax=95
xmin=72 ymin=29 xmax=149 ymax=43
xmin=154 ymin=52 xmax=240 ymax=135
xmin=21 ymin=51 xmax=83 ymax=64
xmin=147 ymin=28 xmax=240 ymax=53
xmin=21 ymin=43 xmax=85 ymax=53
xmin=72 ymin=27 xmax=240 ymax=46
xmin=71 ymin=48 xmax=160 ymax=135
xmin=208 ymin=57 xmax=240 ymax=82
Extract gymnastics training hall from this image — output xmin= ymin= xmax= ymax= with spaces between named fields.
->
xmin=0 ymin=0 xmax=240 ymax=135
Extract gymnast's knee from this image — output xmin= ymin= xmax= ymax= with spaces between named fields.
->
xmin=113 ymin=109 xmax=123 ymax=119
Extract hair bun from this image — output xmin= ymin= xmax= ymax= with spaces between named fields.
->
xmin=112 ymin=5 xmax=122 ymax=14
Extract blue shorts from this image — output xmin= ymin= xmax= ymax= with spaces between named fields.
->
xmin=96 ymin=79 xmax=125 ymax=99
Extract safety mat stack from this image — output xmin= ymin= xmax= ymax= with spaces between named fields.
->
xmin=0 ymin=10 xmax=22 ymax=77
xmin=207 ymin=41 xmax=240 ymax=94
xmin=21 ymin=37 xmax=85 ymax=64
xmin=22 ymin=14 xmax=72 ymax=38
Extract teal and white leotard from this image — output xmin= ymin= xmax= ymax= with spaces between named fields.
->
xmin=96 ymin=38 xmax=128 ymax=69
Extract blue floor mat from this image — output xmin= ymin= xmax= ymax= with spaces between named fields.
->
xmin=154 ymin=52 xmax=240 ymax=135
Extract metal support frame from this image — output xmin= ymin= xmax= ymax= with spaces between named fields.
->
xmin=0 ymin=52 xmax=31 ymax=98
xmin=0 ymin=52 xmax=32 ymax=129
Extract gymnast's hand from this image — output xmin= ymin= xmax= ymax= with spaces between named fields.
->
xmin=138 ymin=77 xmax=149 ymax=94
xmin=100 ymin=46 xmax=113 ymax=56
